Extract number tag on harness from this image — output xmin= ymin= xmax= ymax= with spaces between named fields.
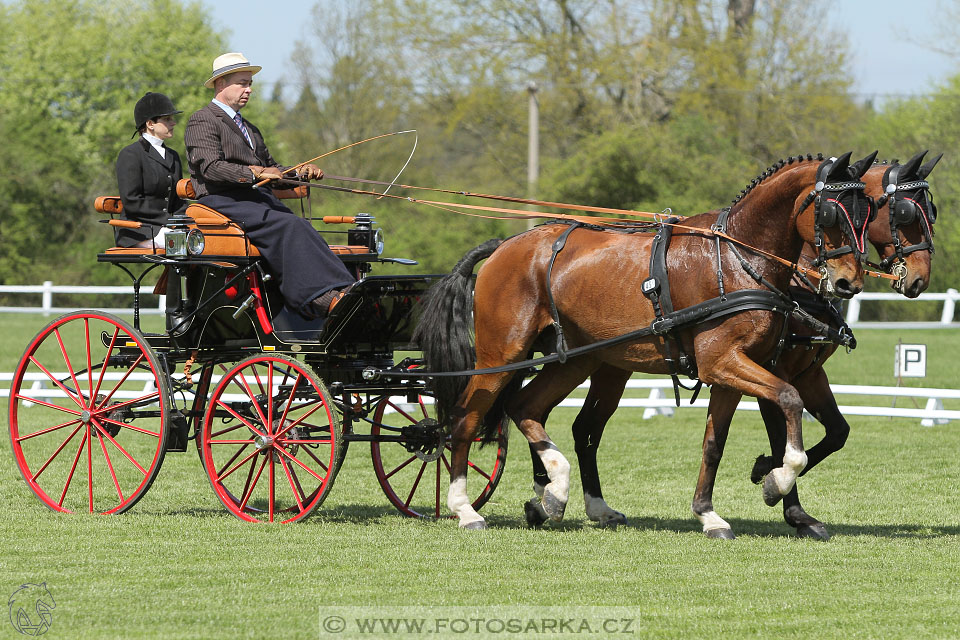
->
xmin=642 ymin=277 xmax=660 ymax=298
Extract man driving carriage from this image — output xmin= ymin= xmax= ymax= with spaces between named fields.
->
xmin=184 ymin=52 xmax=354 ymax=319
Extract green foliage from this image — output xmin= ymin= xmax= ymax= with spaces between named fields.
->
xmin=0 ymin=0 xmax=224 ymax=286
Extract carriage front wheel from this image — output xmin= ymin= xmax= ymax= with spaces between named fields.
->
xmin=200 ymin=354 xmax=344 ymax=523
xmin=8 ymin=311 xmax=170 ymax=514
xmin=371 ymin=394 xmax=507 ymax=519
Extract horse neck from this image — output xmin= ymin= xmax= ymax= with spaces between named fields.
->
xmin=725 ymin=165 xmax=815 ymax=275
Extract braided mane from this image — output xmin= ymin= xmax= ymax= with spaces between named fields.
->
xmin=731 ymin=153 xmax=825 ymax=206
xmin=731 ymin=154 xmax=898 ymax=207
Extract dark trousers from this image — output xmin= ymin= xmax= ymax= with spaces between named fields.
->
xmin=200 ymin=189 xmax=354 ymax=314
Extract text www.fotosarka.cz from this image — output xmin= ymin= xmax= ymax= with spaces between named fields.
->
xmin=318 ymin=607 xmax=639 ymax=637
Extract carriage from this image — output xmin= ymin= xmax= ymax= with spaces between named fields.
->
xmin=7 ymin=180 xmax=507 ymax=523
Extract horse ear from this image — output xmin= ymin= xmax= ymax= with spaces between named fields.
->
xmin=897 ymin=150 xmax=927 ymax=179
xmin=826 ymin=151 xmax=853 ymax=180
xmin=918 ymin=152 xmax=943 ymax=179
xmin=851 ymin=150 xmax=878 ymax=178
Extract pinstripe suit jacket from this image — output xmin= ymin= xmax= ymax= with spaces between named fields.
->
xmin=184 ymin=102 xmax=289 ymax=197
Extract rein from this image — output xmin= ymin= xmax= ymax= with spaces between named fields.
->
xmin=272 ymin=177 xmax=898 ymax=282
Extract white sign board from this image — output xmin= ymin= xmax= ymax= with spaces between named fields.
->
xmin=896 ymin=344 xmax=927 ymax=378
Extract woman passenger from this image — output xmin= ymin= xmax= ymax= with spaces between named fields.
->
xmin=115 ymin=92 xmax=187 ymax=248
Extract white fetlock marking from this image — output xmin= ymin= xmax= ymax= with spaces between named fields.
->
xmin=448 ymin=476 xmax=484 ymax=528
xmin=533 ymin=483 xmax=545 ymax=500
xmin=784 ymin=444 xmax=808 ymax=474
xmin=772 ymin=444 xmax=809 ymax=495
xmin=694 ymin=509 xmax=731 ymax=533
xmin=584 ymin=492 xmax=617 ymax=522
xmin=538 ymin=444 xmax=571 ymax=503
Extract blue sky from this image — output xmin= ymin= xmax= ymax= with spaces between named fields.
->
xmin=204 ymin=0 xmax=957 ymax=102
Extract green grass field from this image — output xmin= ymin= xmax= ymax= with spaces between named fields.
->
xmin=1 ymin=312 xmax=959 ymax=639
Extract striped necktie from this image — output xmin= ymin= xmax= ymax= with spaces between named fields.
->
xmin=233 ymin=113 xmax=254 ymax=149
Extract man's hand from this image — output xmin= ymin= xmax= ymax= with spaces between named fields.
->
xmin=298 ymin=164 xmax=324 ymax=181
xmin=251 ymin=165 xmax=284 ymax=181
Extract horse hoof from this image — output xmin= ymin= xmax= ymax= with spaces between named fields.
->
xmin=750 ymin=455 xmax=775 ymax=484
xmin=461 ymin=520 xmax=487 ymax=530
xmin=598 ymin=512 xmax=628 ymax=529
xmin=705 ymin=528 xmax=736 ymax=540
xmin=762 ymin=474 xmax=784 ymax=506
xmin=796 ymin=523 xmax=831 ymax=541
xmin=541 ymin=491 xmax=567 ymax=522
xmin=523 ymin=500 xmax=548 ymax=528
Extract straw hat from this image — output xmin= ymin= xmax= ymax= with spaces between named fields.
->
xmin=204 ymin=52 xmax=261 ymax=89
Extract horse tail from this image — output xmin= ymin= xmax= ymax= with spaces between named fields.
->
xmin=414 ymin=238 xmax=503 ymax=430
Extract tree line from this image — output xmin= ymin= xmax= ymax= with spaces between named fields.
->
xmin=1 ymin=0 xmax=957 ymax=320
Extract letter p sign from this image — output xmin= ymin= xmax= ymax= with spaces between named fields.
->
xmin=896 ymin=344 xmax=927 ymax=378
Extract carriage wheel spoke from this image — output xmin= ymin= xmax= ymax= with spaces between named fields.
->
xmin=289 ymin=441 xmax=329 ymax=473
xmin=91 ymin=326 xmax=121 ymax=402
xmin=31 ymin=423 xmax=84 ymax=482
xmin=268 ymin=450 xmax=275 ymax=523
xmin=215 ymin=399 xmax=266 ymax=438
xmin=276 ymin=373 xmax=303 ymax=434
xmin=404 ymin=461 xmax=429 ymax=508
xmin=94 ymin=390 xmax=161 ymax=417
xmin=92 ymin=420 xmax=148 ymax=476
xmin=86 ymin=425 xmax=94 ymax=512
xmin=384 ymin=454 xmax=418 ymax=480
xmin=96 ymin=415 xmax=161 ymax=438
xmin=273 ymin=402 xmax=324 ymax=440
xmin=16 ymin=418 xmax=81 ymax=442
xmin=95 ymin=429 xmax=124 ymax=502
xmin=467 ymin=458 xmax=491 ymax=482
xmin=236 ymin=370 xmax=270 ymax=427
xmin=239 ymin=456 xmax=268 ymax=513
xmin=280 ymin=455 xmax=305 ymax=513
xmin=274 ymin=447 xmax=327 ymax=483
xmin=216 ymin=447 xmax=261 ymax=482
xmin=58 ymin=430 xmax=88 ymax=507
xmin=215 ymin=443 xmax=251 ymax=479
xmin=435 ymin=459 xmax=441 ymax=518
xmin=96 ymin=353 xmax=145 ymax=408
xmin=385 ymin=400 xmax=419 ymax=424
xmin=28 ymin=356 xmax=84 ymax=409
xmin=53 ymin=328 xmax=86 ymax=409
xmin=84 ymin=318 xmax=94 ymax=405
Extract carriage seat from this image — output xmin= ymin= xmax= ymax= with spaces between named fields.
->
xmin=96 ymin=180 xmax=372 ymax=259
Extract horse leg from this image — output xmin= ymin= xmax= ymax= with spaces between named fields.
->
xmin=574 ymin=365 xmax=631 ymax=528
xmin=447 ymin=371 xmax=518 ymax=529
xmin=753 ymin=399 xmax=830 ymax=541
xmin=691 ymin=387 xmax=741 ymax=539
xmin=508 ymin=361 xmax=596 ymax=523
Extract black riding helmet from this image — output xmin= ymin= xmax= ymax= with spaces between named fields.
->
xmin=133 ymin=92 xmax=182 ymax=135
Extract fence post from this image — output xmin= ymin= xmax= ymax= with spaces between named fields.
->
xmin=941 ymin=288 xmax=957 ymax=325
xmin=42 ymin=281 xmax=53 ymax=317
xmin=846 ymin=297 xmax=861 ymax=324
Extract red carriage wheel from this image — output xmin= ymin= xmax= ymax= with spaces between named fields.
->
xmin=200 ymin=354 xmax=344 ymax=523
xmin=8 ymin=312 xmax=170 ymax=514
xmin=371 ymin=394 xmax=507 ymax=518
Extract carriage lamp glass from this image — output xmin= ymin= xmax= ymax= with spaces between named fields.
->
xmin=187 ymin=229 xmax=205 ymax=256
xmin=374 ymin=229 xmax=384 ymax=255
xmin=164 ymin=229 xmax=188 ymax=257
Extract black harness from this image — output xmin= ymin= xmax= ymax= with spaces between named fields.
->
xmin=875 ymin=163 xmax=937 ymax=277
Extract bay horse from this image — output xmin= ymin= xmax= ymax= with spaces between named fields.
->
xmin=524 ymin=150 xmax=941 ymax=539
xmin=746 ymin=150 xmax=942 ymax=539
xmin=414 ymin=152 xmax=874 ymax=530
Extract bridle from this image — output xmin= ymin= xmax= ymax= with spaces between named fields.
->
xmin=874 ymin=163 xmax=937 ymax=278
xmin=798 ymin=157 xmax=875 ymax=274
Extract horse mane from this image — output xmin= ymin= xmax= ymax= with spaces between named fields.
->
xmin=730 ymin=153 xmax=825 ymax=206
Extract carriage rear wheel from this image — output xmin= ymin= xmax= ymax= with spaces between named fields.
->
xmin=371 ymin=394 xmax=507 ymax=519
xmin=200 ymin=354 xmax=344 ymax=523
xmin=8 ymin=312 xmax=170 ymax=514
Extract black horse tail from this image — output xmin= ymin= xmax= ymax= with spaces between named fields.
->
xmin=413 ymin=238 xmax=503 ymax=433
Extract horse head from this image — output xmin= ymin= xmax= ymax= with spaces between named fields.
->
xmin=793 ymin=151 xmax=873 ymax=298
xmin=864 ymin=150 xmax=941 ymax=298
